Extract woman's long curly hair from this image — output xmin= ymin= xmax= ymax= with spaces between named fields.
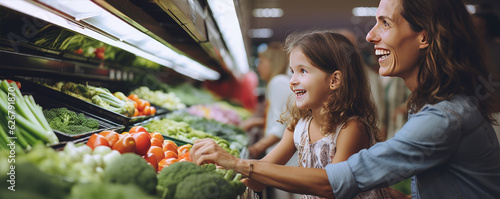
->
xmin=401 ymin=0 xmax=497 ymax=123
xmin=280 ymin=30 xmax=382 ymax=141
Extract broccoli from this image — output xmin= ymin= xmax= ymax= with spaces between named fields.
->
xmin=43 ymin=107 xmax=100 ymax=135
xmin=157 ymin=161 xmax=208 ymax=199
xmin=66 ymin=183 xmax=157 ymax=199
xmin=102 ymin=153 xmax=157 ymax=195
xmin=174 ymin=173 xmax=237 ymax=199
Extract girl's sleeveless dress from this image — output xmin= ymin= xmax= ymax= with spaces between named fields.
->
xmin=293 ymin=117 xmax=392 ymax=199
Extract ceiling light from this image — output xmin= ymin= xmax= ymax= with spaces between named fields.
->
xmin=253 ymin=8 xmax=284 ymax=18
xmin=352 ymin=7 xmax=377 ymax=17
xmin=466 ymin=5 xmax=477 ymax=14
xmin=248 ymin=28 xmax=273 ymax=38
xmin=207 ymin=0 xmax=250 ymax=76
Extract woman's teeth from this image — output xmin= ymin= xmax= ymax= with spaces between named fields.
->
xmin=375 ymin=49 xmax=391 ymax=60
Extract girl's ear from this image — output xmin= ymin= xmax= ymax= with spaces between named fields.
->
xmin=418 ymin=31 xmax=429 ymax=49
xmin=330 ymin=70 xmax=342 ymax=90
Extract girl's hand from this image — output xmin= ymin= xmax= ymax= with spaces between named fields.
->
xmin=190 ymin=138 xmax=239 ymax=169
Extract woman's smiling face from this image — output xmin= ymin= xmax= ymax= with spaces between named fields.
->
xmin=366 ymin=0 xmax=428 ymax=89
xmin=288 ymin=48 xmax=332 ymax=111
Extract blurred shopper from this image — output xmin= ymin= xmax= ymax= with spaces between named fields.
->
xmin=190 ymin=0 xmax=500 ymax=198
xmin=240 ymin=42 xmax=300 ymax=199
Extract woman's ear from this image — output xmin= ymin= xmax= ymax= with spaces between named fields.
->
xmin=419 ymin=31 xmax=429 ymax=49
xmin=330 ymin=70 xmax=342 ymax=90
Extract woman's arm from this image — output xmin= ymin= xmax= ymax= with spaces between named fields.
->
xmin=190 ymin=138 xmax=334 ymax=198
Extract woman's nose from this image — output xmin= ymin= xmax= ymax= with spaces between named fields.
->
xmin=366 ymin=25 xmax=381 ymax=43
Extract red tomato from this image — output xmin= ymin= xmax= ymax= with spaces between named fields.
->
xmin=163 ymin=140 xmax=178 ymax=153
xmin=178 ymin=151 xmax=191 ymax=162
xmin=6 ymin=80 xmax=21 ymax=89
xmin=147 ymin=146 xmax=165 ymax=162
xmin=143 ymin=153 xmax=158 ymax=173
xmin=150 ymin=106 xmax=156 ymax=115
xmin=129 ymin=126 xmax=148 ymax=135
xmin=136 ymin=99 xmax=147 ymax=111
xmin=142 ymin=105 xmax=151 ymax=115
xmin=112 ymin=134 xmax=136 ymax=154
xmin=132 ymin=132 xmax=151 ymax=156
xmin=98 ymin=131 xmax=119 ymax=147
xmin=150 ymin=132 xmax=164 ymax=143
xmin=158 ymin=158 xmax=179 ymax=171
xmin=177 ymin=144 xmax=192 ymax=156
xmin=151 ymin=138 xmax=163 ymax=148
xmin=164 ymin=150 xmax=178 ymax=159
xmin=128 ymin=94 xmax=139 ymax=103
xmin=86 ymin=134 xmax=110 ymax=150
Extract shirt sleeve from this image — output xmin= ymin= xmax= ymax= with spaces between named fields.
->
xmin=325 ymin=105 xmax=461 ymax=198
xmin=265 ymin=76 xmax=292 ymax=138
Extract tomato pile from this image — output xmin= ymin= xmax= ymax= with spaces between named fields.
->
xmin=128 ymin=94 xmax=156 ymax=117
xmin=86 ymin=126 xmax=191 ymax=173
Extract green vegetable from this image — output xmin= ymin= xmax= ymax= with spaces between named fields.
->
xmin=103 ymin=153 xmax=157 ymax=194
xmin=0 ymin=80 xmax=59 ymax=148
xmin=0 ymin=162 xmax=70 ymax=199
xmin=43 ymin=107 xmax=99 ymax=135
xmin=66 ymin=183 xmax=157 ymax=199
xmin=157 ymin=161 xmax=207 ymax=199
xmin=157 ymin=162 xmax=246 ymax=199
xmin=59 ymin=82 xmax=135 ymax=116
xmin=174 ymin=173 xmax=236 ymax=199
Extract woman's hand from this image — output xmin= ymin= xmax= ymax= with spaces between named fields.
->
xmin=190 ymin=138 xmax=240 ymax=169
xmin=241 ymin=178 xmax=266 ymax=192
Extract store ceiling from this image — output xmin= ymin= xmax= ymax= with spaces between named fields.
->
xmin=245 ymin=0 xmax=500 ymax=48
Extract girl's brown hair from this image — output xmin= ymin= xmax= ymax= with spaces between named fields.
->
xmin=280 ymin=30 xmax=382 ymax=141
xmin=400 ymin=0 xmax=497 ymax=122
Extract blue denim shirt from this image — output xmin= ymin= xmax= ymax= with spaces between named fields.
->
xmin=325 ymin=94 xmax=500 ymax=198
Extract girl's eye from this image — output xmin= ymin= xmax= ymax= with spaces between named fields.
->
xmin=290 ymin=69 xmax=294 ymax=74
xmin=301 ymin=69 xmax=307 ymax=74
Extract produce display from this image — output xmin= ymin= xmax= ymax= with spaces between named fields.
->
xmin=185 ymin=102 xmax=252 ymax=127
xmin=43 ymin=107 xmax=100 ymax=135
xmin=144 ymin=118 xmax=240 ymax=157
xmin=126 ymin=94 xmax=156 ymax=117
xmin=165 ymin=111 xmax=248 ymax=153
xmin=44 ymin=81 xmax=136 ymax=117
xmin=130 ymin=86 xmax=186 ymax=111
xmin=0 ymin=80 xmax=59 ymax=149
xmin=167 ymin=83 xmax=217 ymax=106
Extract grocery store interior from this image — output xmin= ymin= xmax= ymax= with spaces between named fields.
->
xmin=1 ymin=0 xmax=499 ymax=198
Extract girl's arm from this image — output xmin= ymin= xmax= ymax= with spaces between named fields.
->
xmin=331 ymin=119 xmax=371 ymax=164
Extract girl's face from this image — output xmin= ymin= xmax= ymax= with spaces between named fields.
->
xmin=365 ymin=0 xmax=428 ymax=90
xmin=256 ymin=55 xmax=271 ymax=82
xmin=288 ymin=48 xmax=332 ymax=111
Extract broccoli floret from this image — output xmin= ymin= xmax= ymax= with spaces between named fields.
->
xmin=201 ymin=163 xmax=217 ymax=172
xmin=103 ymin=153 xmax=158 ymax=195
xmin=157 ymin=161 xmax=208 ymax=199
xmin=174 ymin=173 xmax=237 ymax=199
xmin=44 ymin=108 xmax=100 ymax=135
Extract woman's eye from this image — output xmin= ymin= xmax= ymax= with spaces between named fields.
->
xmin=383 ymin=20 xmax=390 ymax=27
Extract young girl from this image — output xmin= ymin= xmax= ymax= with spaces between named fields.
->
xmin=284 ymin=31 xmax=389 ymax=199
xmin=192 ymin=30 xmax=391 ymax=198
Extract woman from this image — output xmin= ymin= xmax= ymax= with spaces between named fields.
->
xmin=190 ymin=0 xmax=500 ymax=198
